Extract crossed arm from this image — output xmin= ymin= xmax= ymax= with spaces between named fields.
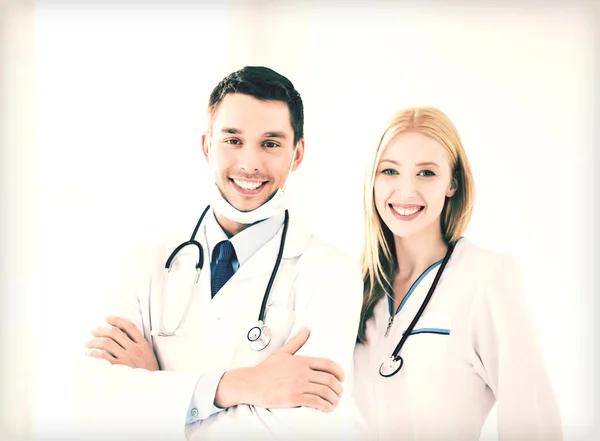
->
xmin=86 ymin=317 xmax=345 ymax=413
xmin=80 ymin=238 xmax=364 ymax=440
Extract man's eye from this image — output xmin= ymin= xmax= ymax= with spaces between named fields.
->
xmin=262 ymin=141 xmax=279 ymax=148
xmin=224 ymin=139 xmax=241 ymax=145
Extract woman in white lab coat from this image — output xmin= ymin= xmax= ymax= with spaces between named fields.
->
xmin=352 ymin=107 xmax=562 ymax=441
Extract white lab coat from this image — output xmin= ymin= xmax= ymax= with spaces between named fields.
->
xmin=74 ymin=212 xmax=366 ymax=441
xmin=352 ymin=238 xmax=562 ymax=441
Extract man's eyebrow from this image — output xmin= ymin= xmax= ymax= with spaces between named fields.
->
xmin=221 ymin=127 xmax=241 ymax=135
xmin=263 ymin=131 xmax=287 ymax=139
xmin=220 ymin=128 xmax=288 ymax=139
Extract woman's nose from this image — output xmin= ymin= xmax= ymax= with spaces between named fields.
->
xmin=395 ymin=176 xmax=417 ymax=198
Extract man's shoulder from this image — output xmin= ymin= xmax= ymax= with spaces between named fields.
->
xmin=299 ymin=230 xmax=361 ymax=275
xmin=292 ymin=229 xmax=364 ymax=303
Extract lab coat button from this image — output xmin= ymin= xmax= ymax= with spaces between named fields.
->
xmin=191 ymin=408 xmax=199 ymax=418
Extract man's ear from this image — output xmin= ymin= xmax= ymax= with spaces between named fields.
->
xmin=290 ymin=139 xmax=305 ymax=172
xmin=201 ymin=133 xmax=211 ymax=163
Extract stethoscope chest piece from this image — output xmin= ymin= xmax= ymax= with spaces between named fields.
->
xmin=379 ymin=356 xmax=403 ymax=378
xmin=247 ymin=323 xmax=272 ymax=351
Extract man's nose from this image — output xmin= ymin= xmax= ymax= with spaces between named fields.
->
xmin=237 ymin=145 xmax=262 ymax=172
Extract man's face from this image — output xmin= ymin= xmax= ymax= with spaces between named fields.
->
xmin=202 ymin=93 xmax=304 ymax=212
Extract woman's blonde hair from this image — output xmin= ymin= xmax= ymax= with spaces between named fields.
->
xmin=357 ymin=107 xmax=475 ymax=344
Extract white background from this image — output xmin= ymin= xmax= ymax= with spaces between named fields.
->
xmin=2 ymin=1 xmax=598 ymax=440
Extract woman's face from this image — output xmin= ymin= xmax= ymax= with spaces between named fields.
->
xmin=374 ymin=131 xmax=456 ymax=240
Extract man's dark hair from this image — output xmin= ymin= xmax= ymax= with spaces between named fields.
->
xmin=208 ymin=66 xmax=304 ymax=144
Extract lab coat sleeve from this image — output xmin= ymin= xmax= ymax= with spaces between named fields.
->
xmin=468 ymin=256 xmax=563 ymax=441
xmin=72 ymin=241 xmax=203 ymax=441
xmin=186 ymin=369 xmax=227 ymax=424
xmin=249 ymin=242 xmax=367 ymax=440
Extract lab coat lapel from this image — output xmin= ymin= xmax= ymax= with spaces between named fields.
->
xmin=230 ymin=212 xmax=312 ymax=282
xmin=198 ymin=231 xmax=212 ymax=302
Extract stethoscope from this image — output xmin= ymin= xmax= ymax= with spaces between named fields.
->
xmin=151 ymin=204 xmax=290 ymax=352
xmin=378 ymin=242 xmax=456 ymax=378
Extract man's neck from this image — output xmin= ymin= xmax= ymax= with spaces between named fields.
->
xmin=214 ymin=212 xmax=256 ymax=238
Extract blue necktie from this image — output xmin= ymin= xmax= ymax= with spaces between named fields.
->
xmin=211 ymin=240 xmax=235 ymax=298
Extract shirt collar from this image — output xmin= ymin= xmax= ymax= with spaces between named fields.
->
xmin=204 ymin=209 xmax=286 ymax=266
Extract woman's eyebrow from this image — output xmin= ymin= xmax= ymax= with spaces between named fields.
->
xmin=379 ymin=159 xmax=440 ymax=168
xmin=416 ymin=161 xmax=440 ymax=168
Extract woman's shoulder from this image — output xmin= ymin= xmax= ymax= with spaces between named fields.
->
xmin=453 ymin=239 xmax=534 ymax=328
xmin=452 ymin=237 xmax=522 ymax=282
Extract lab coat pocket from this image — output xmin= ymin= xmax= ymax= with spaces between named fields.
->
xmin=263 ymin=305 xmax=297 ymax=351
xmin=400 ymin=318 xmax=452 ymax=371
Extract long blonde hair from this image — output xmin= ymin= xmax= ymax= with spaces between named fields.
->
xmin=357 ymin=107 xmax=475 ymax=344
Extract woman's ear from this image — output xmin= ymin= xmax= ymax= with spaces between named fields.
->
xmin=446 ymin=177 xmax=458 ymax=197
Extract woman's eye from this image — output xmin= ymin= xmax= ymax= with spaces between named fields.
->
xmin=418 ymin=170 xmax=436 ymax=177
xmin=381 ymin=168 xmax=398 ymax=175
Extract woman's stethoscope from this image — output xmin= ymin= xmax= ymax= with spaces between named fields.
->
xmin=150 ymin=204 xmax=290 ymax=352
xmin=379 ymin=242 xmax=456 ymax=378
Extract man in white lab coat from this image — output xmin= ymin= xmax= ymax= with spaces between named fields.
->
xmin=76 ymin=66 xmax=365 ymax=440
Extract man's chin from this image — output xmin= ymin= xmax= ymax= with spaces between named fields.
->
xmin=233 ymin=201 xmax=263 ymax=213
xmin=226 ymin=190 xmax=277 ymax=212
xmin=223 ymin=194 xmax=262 ymax=212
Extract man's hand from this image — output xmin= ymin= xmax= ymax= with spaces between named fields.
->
xmin=85 ymin=316 xmax=159 ymax=371
xmin=215 ymin=327 xmax=344 ymax=413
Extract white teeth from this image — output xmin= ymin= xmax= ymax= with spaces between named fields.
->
xmin=392 ymin=206 xmax=421 ymax=216
xmin=233 ymin=179 xmax=263 ymax=190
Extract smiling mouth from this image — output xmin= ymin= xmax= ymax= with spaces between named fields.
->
xmin=389 ymin=204 xmax=425 ymax=220
xmin=391 ymin=205 xmax=423 ymax=215
xmin=229 ymin=178 xmax=268 ymax=195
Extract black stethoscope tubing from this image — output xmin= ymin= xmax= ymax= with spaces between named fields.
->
xmin=154 ymin=205 xmax=289 ymax=348
xmin=379 ymin=242 xmax=455 ymax=378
